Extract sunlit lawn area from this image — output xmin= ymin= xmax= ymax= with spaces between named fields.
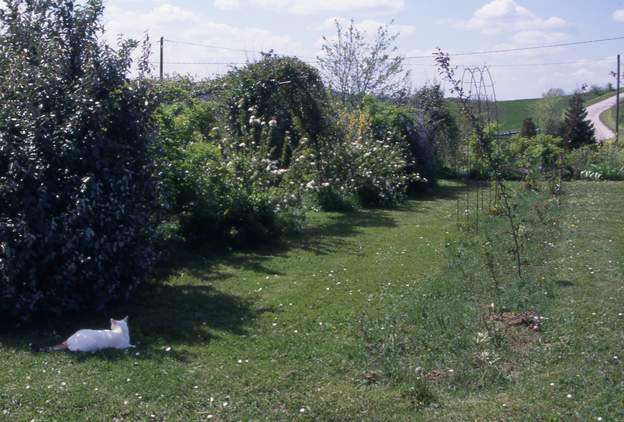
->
xmin=1 ymin=181 xmax=623 ymax=420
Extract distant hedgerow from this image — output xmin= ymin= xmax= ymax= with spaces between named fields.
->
xmin=0 ymin=0 xmax=160 ymax=321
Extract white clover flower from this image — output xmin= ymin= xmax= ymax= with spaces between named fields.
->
xmin=269 ymin=119 xmax=277 ymax=127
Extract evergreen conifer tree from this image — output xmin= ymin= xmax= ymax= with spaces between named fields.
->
xmin=562 ymin=93 xmax=595 ymax=149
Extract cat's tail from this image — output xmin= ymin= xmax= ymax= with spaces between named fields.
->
xmin=33 ymin=342 xmax=68 ymax=353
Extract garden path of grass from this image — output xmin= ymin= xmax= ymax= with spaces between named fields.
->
xmin=2 ymin=181 xmax=623 ymax=421
xmin=0 ymin=182 xmax=471 ymax=421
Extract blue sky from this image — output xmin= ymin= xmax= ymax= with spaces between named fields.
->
xmin=103 ymin=0 xmax=624 ymax=99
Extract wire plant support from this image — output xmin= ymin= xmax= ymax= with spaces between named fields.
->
xmin=456 ymin=65 xmax=499 ymax=232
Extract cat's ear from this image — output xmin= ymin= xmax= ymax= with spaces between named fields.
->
xmin=123 ymin=316 xmax=128 ymax=322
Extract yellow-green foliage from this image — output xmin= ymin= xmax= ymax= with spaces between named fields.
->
xmin=566 ymin=141 xmax=624 ymax=180
xmin=469 ymin=128 xmax=563 ymax=179
xmin=506 ymin=134 xmax=563 ymax=172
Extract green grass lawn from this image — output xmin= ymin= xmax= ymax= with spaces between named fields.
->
xmin=0 ymin=183 xmax=465 ymax=420
xmin=1 ymin=181 xmax=623 ymax=420
xmin=421 ymin=181 xmax=624 ymax=420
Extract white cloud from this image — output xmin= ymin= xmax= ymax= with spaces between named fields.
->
xmin=214 ymin=0 xmax=241 ymax=10
xmin=613 ymin=9 xmax=624 ymax=22
xmin=509 ymin=29 xmax=567 ymax=46
xmin=103 ymin=3 xmax=308 ymax=77
xmin=315 ymin=17 xmax=415 ymax=54
xmin=543 ymin=17 xmax=566 ymax=29
xmin=321 ymin=17 xmax=415 ymax=36
xmin=250 ymin=0 xmax=405 ymax=15
xmin=454 ymin=0 xmax=566 ymax=34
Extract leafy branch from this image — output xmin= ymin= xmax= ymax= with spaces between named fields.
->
xmin=434 ymin=49 xmax=523 ymax=277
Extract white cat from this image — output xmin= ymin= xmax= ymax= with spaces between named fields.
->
xmin=48 ymin=317 xmax=134 ymax=352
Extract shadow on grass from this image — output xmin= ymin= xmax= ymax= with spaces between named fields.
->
xmin=1 ymin=183 xmax=467 ymax=355
xmin=295 ymin=208 xmax=397 ymax=255
xmin=412 ymin=181 xmax=483 ymax=203
xmin=126 ymin=282 xmax=273 ymax=342
xmin=1 ymin=282 xmax=272 ymax=356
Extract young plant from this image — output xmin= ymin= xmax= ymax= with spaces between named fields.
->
xmin=434 ymin=49 xmax=523 ymax=277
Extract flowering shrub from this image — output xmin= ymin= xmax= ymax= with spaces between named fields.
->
xmin=155 ymin=99 xmax=310 ymax=246
xmin=565 ymin=142 xmax=624 ymax=180
xmin=579 ymin=169 xmax=603 ymax=181
xmin=468 ymin=129 xmax=563 ymax=181
xmin=0 ymin=1 xmax=159 ymax=321
xmin=504 ymin=134 xmax=563 ymax=178
xmin=311 ymin=107 xmax=416 ymax=208
xmin=220 ymin=55 xmax=332 ymax=168
xmin=346 ymin=110 xmax=412 ymax=205
xmin=361 ymin=96 xmax=437 ymax=188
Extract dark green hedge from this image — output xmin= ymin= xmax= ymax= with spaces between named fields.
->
xmin=0 ymin=0 xmax=160 ymax=321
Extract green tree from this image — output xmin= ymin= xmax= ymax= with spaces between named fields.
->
xmin=317 ymin=19 xmax=410 ymax=106
xmin=532 ymin=89 xmax=565 ymax=136
xmin=0 ymin=0 xmax=159 ymax=321
xmin=562 ymin=93 xmax=596 ymax=149
xmin=411 ymin=84 xmax=459 ymax=181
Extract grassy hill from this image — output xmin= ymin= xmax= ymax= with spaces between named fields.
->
xmin=490 ymin=90 xmax=619 ymax=132
xmin=495 ymin=98 xmax=542 ymax=132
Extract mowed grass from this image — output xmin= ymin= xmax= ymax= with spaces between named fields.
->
xmin=424 ymin=181 xmax=624 ymax=420
xmin=1 ymin=181 xmax=623 ymax=421
xmin=0 ymin=183 xmax=466 ymax=420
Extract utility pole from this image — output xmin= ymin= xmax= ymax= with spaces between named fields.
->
xmin=617 ymin=54 xmax=621 ymax=144
xmin=159 ymin=36 xmax=164 ymax=80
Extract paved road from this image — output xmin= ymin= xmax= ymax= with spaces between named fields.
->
xmin=586 ymin=94 xmax=617 ymax=141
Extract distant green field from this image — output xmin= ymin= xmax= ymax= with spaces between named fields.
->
xmin=495 ymin=98 xmax=542 ymax=132
xmin=492 ymin=91 xmax=618 ymax=132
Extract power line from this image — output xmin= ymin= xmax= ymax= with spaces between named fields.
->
xmin=392 ymin=57 xmax=614 ymax=68
xmin=156 ymin=61 xmax=248 ymax=65
xmin=485 ymin=59 xmax=612 ymax=68
xmin=164 ymin=38 xmax=318 ymax=60
xmin=159 ymin=35 xmax=621 ymax=72
xmin=155 ymin=59 xmax=319 ymax=66
xmin=163 ymin=34 xmax=624 ymax=65
xmin=405 ymin=35 xmax=624 ymax=59
xmin=155 ymin=56 xmax=612 ymax=69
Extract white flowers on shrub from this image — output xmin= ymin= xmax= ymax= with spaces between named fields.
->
xmin=223 ymin=104 xmax=420 ymax=213
xmin=580 ymin=169 xmax=602 ymax=181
